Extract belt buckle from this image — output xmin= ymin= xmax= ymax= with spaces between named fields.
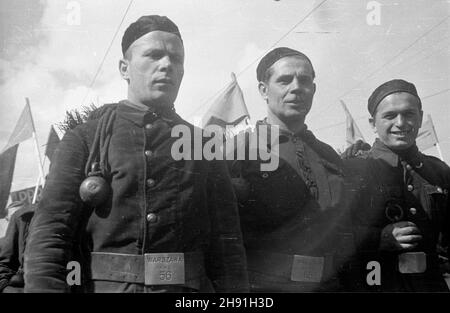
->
xmin=291 ymin=255 xmax=324 ymax=283
xmin=398 ymin=252 xmax=427 ymax=274
xmin=144 ymin=253 xmax=185 ymax=285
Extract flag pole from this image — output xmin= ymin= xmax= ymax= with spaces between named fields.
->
xmin=435 ymin=142 xmax=444 ymax=161
xmin=26 ymin=98 xmax=45 ymax=204
xmin=32 ymin=175 xmax=41 ymax=204
xmin=428 ymin=114 xmax=444 ymax=161
xmin=340 ymin=99 xmax=366 ymax=143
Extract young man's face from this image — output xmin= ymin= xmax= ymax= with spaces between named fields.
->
xmin=371 ymin=92 xmax=423 ymax=151
xmin=259 ymin=56 xmax=316 ymax=125
xmin=120 ymin=31 xmax=184 ymax=108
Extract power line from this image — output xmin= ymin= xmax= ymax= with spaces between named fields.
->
xmin=391 ymin=35 xmax=450 ymax=75
xmin=186 ymin=0 xmax=329 ymax=118
xmin=81 ymin=0 xmax=134 ymax=106
xmin=422 ymin=88 xmax=450 ymax=100
xmin=338 ymin=15 xmax=449 ymax=100
xmin=308 ymin=15 xmax=449 ymax=121
xmin=312 ymin=115 xmax=368 ymax=132
xmin=235 ymin=0 xmax=329 ymax=77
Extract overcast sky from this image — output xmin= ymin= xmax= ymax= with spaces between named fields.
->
xmin=0 ymin=0 xmax=449 ymax=191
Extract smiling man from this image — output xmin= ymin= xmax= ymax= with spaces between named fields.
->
xmin=24 ymin=15 xmax=248 ymax=293
xmin=344 ymin=79 xmax=450 ymax=291
xmin=229 ymin=47 xmax=353 ymax=292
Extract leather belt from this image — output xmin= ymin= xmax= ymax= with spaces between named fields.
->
xmin=90 ymin=251 xmax=205 ymax=290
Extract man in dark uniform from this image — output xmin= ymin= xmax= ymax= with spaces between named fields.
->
xmin=0 ymin=202 xmax=34 ymax=293
xmin=229 ymin=47 xmax=353 ymax=292
xmin=344 ymin=79 xmax=450 ymax=291
xmin=24 ymin=15 xmax=248 ymax=293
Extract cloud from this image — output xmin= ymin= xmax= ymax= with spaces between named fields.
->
xmin=0 ymin=0 xmax=124 ymax=190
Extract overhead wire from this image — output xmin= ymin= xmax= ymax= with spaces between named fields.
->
xmin=186 ymin=0 xmax=330 ymax=119
xmin=80 ymin=0 xmax=134 ymax=106
xmin=308 ymin=15 xmax=449 ymax=121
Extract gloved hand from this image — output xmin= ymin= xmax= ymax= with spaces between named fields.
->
xmin=379 ymin=221 xmax=422 ymax=252
xmin=340 ymin=140 xmax=371 ymax=159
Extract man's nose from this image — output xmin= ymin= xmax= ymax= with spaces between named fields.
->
xmin=158 ymin=55 xmax=172 ymax=71
xmin=395 ymin=114 xmax=407 ymax=127
xmin=289 ymin=77 xmax=302 ymax=93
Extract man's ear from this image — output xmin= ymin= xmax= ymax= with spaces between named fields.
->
xmin=369 ymin=117 xmax=377 ymax=133
xmin=119 ymin=58 xmax=130 ymax=82
xmin=258 ymin=81 xmax=268 ymax=102
xmin=312 ymin=82 xmax=316 ymax=95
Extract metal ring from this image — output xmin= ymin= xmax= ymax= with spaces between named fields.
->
xmin=385 ymin=201 xmax=404 ymax=222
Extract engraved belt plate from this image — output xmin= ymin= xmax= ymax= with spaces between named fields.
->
xmin=144 ymin=253 xmax=185 ymax=285
xmin=398 ymin=252 xmax=427 ymax=274
xmin=291 ymin=255 xmax=324 ymax=283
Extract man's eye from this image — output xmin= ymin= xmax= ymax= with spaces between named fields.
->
xmin=146 ymin=51 xmax=163 ymax=59
xmin=278 ymin=77 xmax=292 ymax=84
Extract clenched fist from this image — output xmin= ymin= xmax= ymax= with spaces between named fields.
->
xmin=379 ymin=221 xmax=422 ymax=252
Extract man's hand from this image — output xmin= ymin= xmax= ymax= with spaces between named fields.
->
xmin=340 ymin=139 xmax=371 ymax=159
xmin=379 ymin=221 xmax=422 ymax=252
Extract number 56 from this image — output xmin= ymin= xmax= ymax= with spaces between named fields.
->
xmin=159 ymin=271 xmax=173 ymax=281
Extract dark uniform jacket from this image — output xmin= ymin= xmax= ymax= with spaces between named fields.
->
xmin=344 ymin=139 xmax=450 ymax=291
xmin=230 ymin=120 xmax=353 ymax=292
xmin=24 ymin=101 xmax=248 ymax=293
xmin=0 ymin=205 xmax=34 ymax=292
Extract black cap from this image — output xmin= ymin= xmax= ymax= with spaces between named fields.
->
xmin=256 ymin=47 xmax=314 ymax=82
xmin=368 ymin=79 xmax=421 ymax=116
xmin=121 ymin=15 xmax=182 ymax=55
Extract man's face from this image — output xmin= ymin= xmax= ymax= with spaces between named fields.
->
xmin=371 ymin=92 xmax=423 ymax=151
xmin=259 ymin=56 xmax=316 ymax=124
xmin=120 ymin=31 xmax=184 ymax=107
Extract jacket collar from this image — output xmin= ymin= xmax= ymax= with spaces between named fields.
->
xmin=117 ymin=100 xmax=181 ymax=127
xmin=257 ymin=118 xmax=342 ymax=169
xmin=258 ymin=118 xmax=315 ymax=144
xmin=370 ymin=138 xmax=422 ymax=168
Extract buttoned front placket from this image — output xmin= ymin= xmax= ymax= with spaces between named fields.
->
xmin=142 ymin=111 xmax=162 ymax=251
xmin=293 ymin=137 xmax=319 ymax=199
xmin=139 ymin=108 xmax=184 ymax=253
xmin=401 ymin=160 xmax=422 ymax=216
xmin=400 ymin=159 xmax=442 ymax=249
xmin=278 ymin=134 xmax=319 ymax=199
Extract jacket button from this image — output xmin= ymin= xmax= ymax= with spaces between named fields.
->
xmin=145 ymin=124 xmax=153 ymax=130
xmin=146 ymin=179 xmax=156 ymax=188
xmin=407 ymin=185 xmax=414 ymax=191
xmin=146 ymin=213 xmax=158 ymax=223
xmin=145 ymin=150 xmax=153 ymax=158
xmin=406 ymin=164 xmax=412 ymax=171
xmin=409 ymin=207 xmax=417 ymax=215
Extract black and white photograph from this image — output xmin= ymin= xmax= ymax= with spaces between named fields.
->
xmin=0 ymin=0 xmax=449 ymax=305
